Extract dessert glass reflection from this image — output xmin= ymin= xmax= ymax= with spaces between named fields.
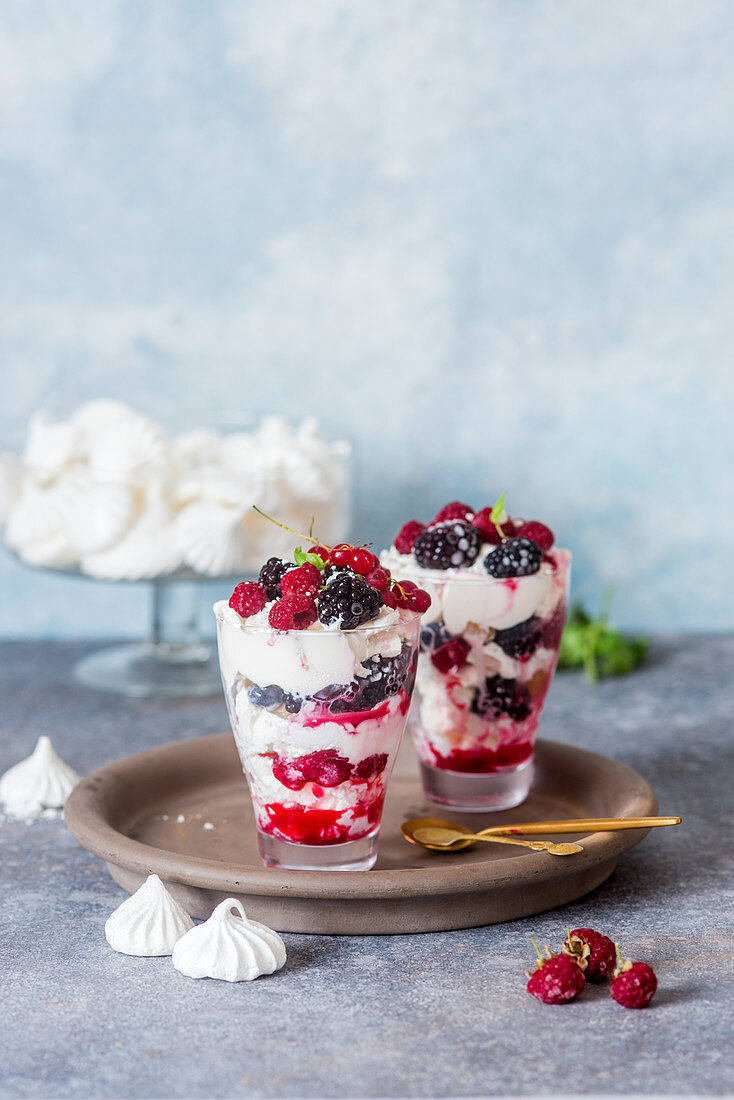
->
xmin=383 ymin=501 xmax=570 ymax=812
xmin=214 ymin=545 xmax=426 ymax=870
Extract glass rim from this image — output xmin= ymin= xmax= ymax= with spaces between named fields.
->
xmin=390 ymin=556 xmax=569 ymax=585
xmin=214 ymin=605 xmax=423 ymax=636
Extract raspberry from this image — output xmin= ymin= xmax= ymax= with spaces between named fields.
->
xmin=354 ymin=753 xmax=388 ymax=781
xmin=472 ymin=675 xmax=531 ymax=720
xmin=493 ymin=617 xmax=542 ymax=659
xmin=365 ymin=566 xmax=391 ymax=591
xmin=299 ymin=749 xmax=353 ymax=787
xmin=610 ymin=960 xmax=657 ymax=1009
xmin=484 ymin=537 xmax=542 ymax=579
xmin=382 ymin=588 xmax=399 ymax=609
xmin=280 ymin=563 xmax=322 ymax=598
xmin=395 ymin=521 xmax=426 ymax=555
xmin=258 ymin=557 xmax=295 ymax=600
xmin=433 ymin=501 xmax=474 ymax=524
xmin=473 ymin=508 xmax=518 ymax=543
xmin=228 ymin=581 xmax=267 ymax=619
xmin=348 ymin=547 xmax=379 ymax=575
xmin=562 ymin=928 xmax=617 ymax=981
xmin=413 ymin=521 xmax=483 ymax=569
xmin=526 ymin=946 xmax=585 ymax=1005
xmin=271 ymin=757 xmax=307 ymax=791
xmin=318 ymin=572 xmax=383 ymax=630
xmin=431 ymin=638 xmax=470 ymax=673
xmin=268 ymin=594 xmax=317 ymax=631
xmin=516 ymin=521 xmax=554 ymax=552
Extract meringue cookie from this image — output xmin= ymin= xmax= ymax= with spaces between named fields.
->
xmin=22 ymin=410 xmax=79 ymax=477
xmin=175 ymin=499 xmax=253 ymax=576
xmin=105 ymin=874 xmax=194 ymax=956
xmin=172 ymin=899 xmax=286 ymax=982
xmin=0 ymin=452 xmax=22 ymax=524
xmin=4 ymin=480 xmax=74 ymax=557
xmin=0 ymin=736 xmax=80 ymax=818
xmin=65 ymin=476 xmax=137 ymax=555
xmin=84 ymin=412 xmax=169 ymax=479
xmin=81 ymin=482 xmax=182 ymax=579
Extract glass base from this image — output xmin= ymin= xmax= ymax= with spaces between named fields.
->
xmin=420 ymin=758 xmax=533 ymax=813
xmin=73 ymin=641 xmax=222 ymax=699
xmin=257 ymin=829 xmax=379 ymax=871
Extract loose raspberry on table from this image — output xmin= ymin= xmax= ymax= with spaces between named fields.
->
xmin=562 ymin=928 xmax=617 ymax=981
xmin=268 ymin=594 xmax=317 ymax=631
xmin=258 ymin=557 xmax=295 ymax=600
xmin=280 ymin=562 xmax=322 ymax=598
xmin=526 ymin=947 xmax=585 ymax=1005
xmin=433 ymin=501 xmax=474 ymax=524
xmin=516 ymin=520 xmax=554 ymax=552
xmin=610 ymin=960 xmax=658 ymax=1009
xmin=228 ymin=581 xmax=267 ymax=619
xmin=318 ymin=572 xmax=384 ymax=630
xmin=413 ymin=521 xmax=483 ymax=569
xmin=395 ymin=520 xmax=426 ymax=555
xmin=484 ymin=536 xmax=542 ymax=578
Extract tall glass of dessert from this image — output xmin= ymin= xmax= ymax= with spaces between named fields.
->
xmin=382 ymin=500 xmax=570 ymax=812
xmin=214 ymin=543 xmax=427 ymax=870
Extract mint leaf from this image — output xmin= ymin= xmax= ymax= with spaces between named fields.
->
xmin=294 ymin=545 xmax=327 ymax=571
xmin=490 ymin=493 xmax=507 ymax=539
xmin=557 ymin=597 xmax=648 ymax=682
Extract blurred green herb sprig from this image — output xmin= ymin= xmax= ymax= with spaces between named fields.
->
xmin=558 ymin=588 xmax=649 ymax=683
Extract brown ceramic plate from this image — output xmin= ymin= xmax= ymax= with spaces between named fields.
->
xmin=65 ymin=733 xmax=657 ymax=935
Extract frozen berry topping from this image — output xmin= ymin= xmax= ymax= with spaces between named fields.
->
xmin=484 ymin=536 xmax=542 ymax=579
xmin=258 ymin=557 xmax=294 ymax=600
xmin=318 ymin=572 xmax=384 ymax=630
xmin=413 ymin=521 xmax=483 ymax=570
xmin=395 ymin=520 xmax=426 ymax=555
xmin=228 ymin=581 xmax=267 ymax=619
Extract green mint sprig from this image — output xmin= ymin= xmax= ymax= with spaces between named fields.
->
xmin=490 ymin=493 xmax=507 ymax=540
xmin=294 ymin=546 xmax=327 ymax=571
xmin=558 ymin=588 xmax=649 ymax=683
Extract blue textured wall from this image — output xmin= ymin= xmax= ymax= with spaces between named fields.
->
xmin=1 ymin=2 xmax=732 ymax=637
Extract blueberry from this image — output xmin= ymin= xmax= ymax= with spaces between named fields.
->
xmin=248 ymin=683 xmax=301 ymax=712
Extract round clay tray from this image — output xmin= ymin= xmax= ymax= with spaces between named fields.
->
xmin=65 ymin=733 xmax=658 ymax=935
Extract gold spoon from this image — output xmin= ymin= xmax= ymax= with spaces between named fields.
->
xmin=412 ymin=824 xmax=582 ymax=856
xmin=401 ymin=814 xmax=681 ymax=854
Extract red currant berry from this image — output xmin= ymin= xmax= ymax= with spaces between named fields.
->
xmin=407 ymin=589 xmax=432 ymax=613
xmin=348 ymin=547 xmax=379 ymax=575
xmin=365 ymin=567 xmax=391 ymax=591
xmin=382 ymin=588 xmax=399 ymax=609
xmin=331 ymin=544 xmax=353 ymax=567
xmin=311 ymin=545 xmax=331 ymax=564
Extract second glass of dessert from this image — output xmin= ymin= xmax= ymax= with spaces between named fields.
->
xmin=214 ymin=542 xmax=428 ymax=871
xmin=382 ymin=499 xmax=570 ymax=812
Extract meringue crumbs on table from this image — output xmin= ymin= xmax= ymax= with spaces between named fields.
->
xmin=0 ymin=736 xmax=80 ymax=821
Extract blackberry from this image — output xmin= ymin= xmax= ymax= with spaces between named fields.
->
xmin=248 ymin=683 xmax=302 ymax=713
xmin=420 ymin=622 xmax=453 ymax=653
xmin=323 ymin=562 xmax=353 ymax=583
xmin=330 ymin=650 xmax=414 ymax=713
xmin=317 ymin=572 xmax=383 ymax=630
xmin=472 ymin=675 xmax=531 ymax=720
xmin=258 ymin=557 xmax=295 ymax=600
xmin=483 ymin=537 xmax=541 ymax=579
xmin=493 ymin=617 xmax=542 ymax=659
xmin=413 ymin=521 xmax=483 ymax=569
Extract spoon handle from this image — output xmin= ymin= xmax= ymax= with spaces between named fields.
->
xmin=478 ymin=816 xmax=681 ymax=837
xmin=472 ymin=834 xmax=582 ymax=856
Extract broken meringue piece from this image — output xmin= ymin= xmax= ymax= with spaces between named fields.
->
xmin=105 ymin=874 xmax=194 ymax=956
xmin=0 ymin=736 xmax=80 ymax=818
xmin=172 ymin=898 xmax=286 ymax=982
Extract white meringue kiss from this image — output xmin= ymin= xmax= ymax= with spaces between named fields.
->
xmin=105 ymin=875 xmax=194 ymax=957
xmin=172 ymin=899 xmax=286 ymax=982
xmin=0 ymin=736 xmax=80 ymax=818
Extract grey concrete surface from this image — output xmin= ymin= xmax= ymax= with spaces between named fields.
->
xmin=1 ymin=637 xmax=732 ymax=1099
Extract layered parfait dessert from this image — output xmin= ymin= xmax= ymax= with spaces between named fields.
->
xmin=382 ymin=498 xmax=570 ymax=811
xmin=214 ymin=542 xmax=428 ymax=870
